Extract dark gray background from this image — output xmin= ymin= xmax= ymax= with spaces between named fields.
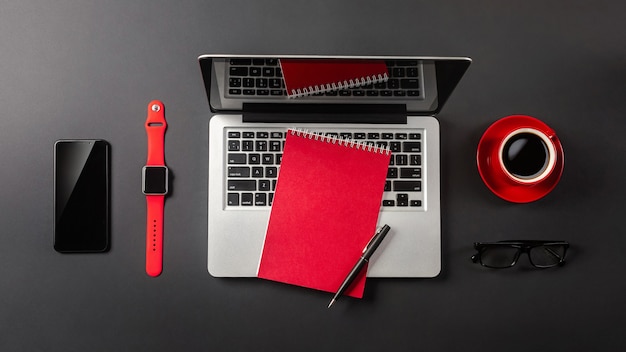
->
xmin=1 ymin=1 xmax=625 ymax=351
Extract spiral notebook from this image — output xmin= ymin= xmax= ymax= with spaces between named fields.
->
xmin=257 ymin=129 xmax=391 ymax=297
xmin=279 ymin=59 xmax=389 ymax=98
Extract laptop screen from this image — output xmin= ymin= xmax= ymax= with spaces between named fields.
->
xmin=198 ymin=55 xmax=471 ymax=115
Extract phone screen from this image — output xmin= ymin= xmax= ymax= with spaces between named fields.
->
xmin=54 ymin=140 xmax=110 ymax=252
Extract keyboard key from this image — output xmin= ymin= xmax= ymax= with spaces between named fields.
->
xmin=392 ymin=68 xmax=405 ymax=77
xmin=228 ymin=180 xmax=256 ymax=191
xmin=410 ymin=200 xmax=422 ymax=207
xmin=230 ymin=59 xmax=252 ymax=65
xmin=410 ymin=154 xmax=422 ymax=165
xmin=229 ymin=67 xmax=248 ymax=76
xmin=382 ymin=200 xmax=395 ymax=207
xmin=228 ymin=154 xmax=246 ymax=164
xmin=262 ymin=154 xmax=274 ymax=164
xmin=400 ymin=168 xmax=421 ymax=178
xmin=256 ymin=78 xmax=268 ymax=88
xmin=241 ymin=193 xmax=253 ymax=206
xmin=340 ymin=132 xmax=353 ymax=139
xmin=229 ymin=78 xmax=242 ymax=87
xmin=256 ymin=132 xmax=269 ymax=138
xmin=397 ymin=193 xmax=409 ymax=207
xmin=243 ymin=132 xmax=255 ymax=138
xmin=393 ymin=181 xmax=421 ymax=192
xmin=266 ymin=167 xmax=278 ymax=178
xmin=409 ymin=133 xmax=421 ymax=139
xmin=228 ymin=89 xmax=241 ymax=95
xmin=396 ymin=154 xmax=408 ymax=165
xmin=403 ymin=141 xmax=421 ymax=152
xmin=270 ymin=132 xmax=283 ymax=138
xmin=228 ymin=167 xmax=250 ymax=177
xmin=250 ymin=67 xmax=262 ymax=76
xmin=255 ymin=140 xmax=268 ymax=151
xmin=387 ymin=167 xmax=398 ymax=178
xmin=252 ymin=167 xmax=263 ymax=177
xmin=227 ymin=193 xmax=239 ymax=206
xmin=269 ymin=141 xmax=282 ymax=152
xmin=401 ymin=79 xmax=419 ymax=89
xmin=228 ymin=131 xmax=241 ymax=138
xmin=255 ymin=193 xmax=267 ymax=206
xmin=242 ymin=140 xmax=254 ymax=151
xmin=269 ymin=79 xmax=282 ymax=89
xmin=248 ymin=154 xmax=260 ymax=164
xmin=259 ymin=180 xmax=271 ymax=191
xmin=228 ymin=140 xmax=240 ymax=151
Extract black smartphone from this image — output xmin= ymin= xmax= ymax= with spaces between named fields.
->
xmin=54 ymin=140 xmax=110 ymax=252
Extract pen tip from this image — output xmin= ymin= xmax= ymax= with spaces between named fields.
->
xmin=327 ymin=299 xmax=335 ymax=308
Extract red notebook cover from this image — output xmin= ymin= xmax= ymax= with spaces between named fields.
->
xmin=279 ymin=59 xmax=389 ymax=98
xmin=257 ymin=129 xmax=391 ymax=298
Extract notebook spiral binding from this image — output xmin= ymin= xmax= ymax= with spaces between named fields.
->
xmin=289 ymin=129 xmax=391 ymax=155
xmin=288 ymin=73 xmax=389 ymax=99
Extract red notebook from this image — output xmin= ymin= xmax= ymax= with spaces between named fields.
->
xmin=279 ymin=59 xmax=389 ymax=98
xmin=257 ymin=129 xmax=391 ymax=298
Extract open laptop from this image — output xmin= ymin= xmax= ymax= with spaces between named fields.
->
xmin=199 ymin=54 xmax=471 ymax=278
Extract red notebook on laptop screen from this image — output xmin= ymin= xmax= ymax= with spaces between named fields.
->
xmin=279 ymin=59 xmax=389 ymax=98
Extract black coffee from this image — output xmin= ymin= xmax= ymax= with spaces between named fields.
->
xmin=502 ymin=132 xmax=549 ymax=179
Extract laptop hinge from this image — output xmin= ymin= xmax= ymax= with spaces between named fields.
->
xmin=242 ymin=103 xmax=407 ymax=124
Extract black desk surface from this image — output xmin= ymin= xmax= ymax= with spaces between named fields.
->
xmin=2 ymin=1 xmax=625 ymax=351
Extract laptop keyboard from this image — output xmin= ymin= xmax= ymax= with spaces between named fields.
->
xmin=226 ymin=59 xmax=421 ymax=98
xmin=225 ymin=128 xmax=423 ymax=210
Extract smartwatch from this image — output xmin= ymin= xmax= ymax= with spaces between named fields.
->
xmin=142 ymin=100 xmax=168 ymax=277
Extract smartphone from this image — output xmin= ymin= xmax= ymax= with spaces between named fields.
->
xmin=54 ymin=140 xmax=110 ymax=252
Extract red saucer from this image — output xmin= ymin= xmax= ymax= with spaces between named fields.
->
xmin=477 ymin=115 xmax=564 ymax=203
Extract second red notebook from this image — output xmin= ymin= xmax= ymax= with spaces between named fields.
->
xmin=257 ymin=129 xmax=391 ymax=298
xmin=280 ymin=59 xmax=389 ymax=98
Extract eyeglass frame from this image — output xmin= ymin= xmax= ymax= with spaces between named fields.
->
xmin=471 ymin=240 xmax=569 ymax=269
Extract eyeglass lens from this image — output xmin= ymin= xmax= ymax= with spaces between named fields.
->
xmin=479 ymin=243 xmax=567 ymax=268
xmin=479 ymin=246 xmax=519 ymax=268
xmin=528 ymin=244 xmax=567 ymax=267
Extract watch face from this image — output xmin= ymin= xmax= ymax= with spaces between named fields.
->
xmin=143 ymin=166 xmax=168 ymax=194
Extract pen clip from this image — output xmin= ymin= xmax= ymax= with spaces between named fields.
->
xmin=363 ymin=226 xmax=384 ymax=254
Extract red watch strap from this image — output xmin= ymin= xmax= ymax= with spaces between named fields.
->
xmin=145 ymin=100 xmax=167 ymax=277
xmin=146 ymin=195 xmax=164 ymax=277
xmin=145 ymin=100 xmax=167 ymax=166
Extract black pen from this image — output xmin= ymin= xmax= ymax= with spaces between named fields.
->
xmin=328 ymin=224 xmax=391 ymax=308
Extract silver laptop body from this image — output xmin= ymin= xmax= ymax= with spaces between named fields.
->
xmin=199 ymin=54 xmax=471 ymax=278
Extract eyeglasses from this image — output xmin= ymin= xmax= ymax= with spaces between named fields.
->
xmin=471 ymin=240 xmax=569 ymax=269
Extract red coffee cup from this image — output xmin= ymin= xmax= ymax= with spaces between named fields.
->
xmin=477 ymin=115 xmax=564 ymax=203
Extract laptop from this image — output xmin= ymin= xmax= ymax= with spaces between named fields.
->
xmin=199 ymin=54 xmax=471 ymax=278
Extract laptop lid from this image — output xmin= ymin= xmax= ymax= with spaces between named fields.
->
xmin=198 ymin=54 xmax=471 ymax=117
